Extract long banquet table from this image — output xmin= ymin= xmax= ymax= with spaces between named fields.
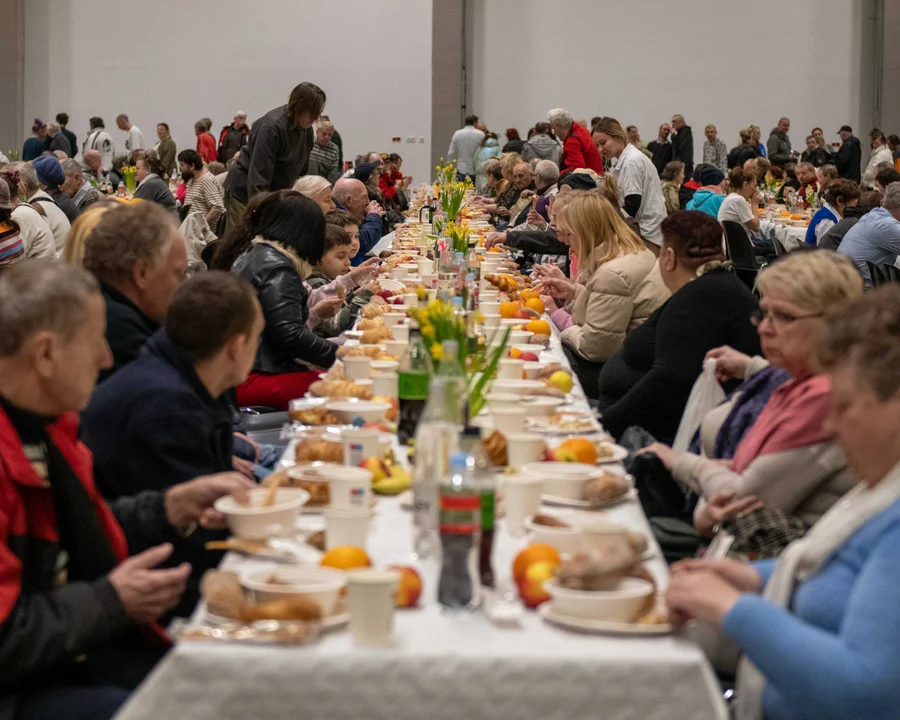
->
xmin=114 ymin=296 xmax=728 ymax=720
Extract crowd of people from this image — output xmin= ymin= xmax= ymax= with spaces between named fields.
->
xmin=3 ymin=83 xmax=900 ymax=720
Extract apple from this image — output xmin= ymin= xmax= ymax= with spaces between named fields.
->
xmin=545 ymin=446 xmax=578 ymax=463
xmin=514 ymin=308 xmax=533 ymax=320
xmin=362 ymin=422 xmax=392 ymax=433
xmin=390 ymin=296 xmax=406 ymax=305
xmin=519 ymin=352 xmax=539 ymax=362
xmin=377 ymin=290 xmax=394 ymax=301
xmin=359 ymin=456 xmax=390 ymax=483
xmin=390 ymin=565 xmax=423 ymax=608
xmin=518 ymin=560 xmax=557 ymax=608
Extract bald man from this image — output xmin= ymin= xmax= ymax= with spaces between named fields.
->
xmin=332 ymin=178 xmax=385 ymax=265
xmin=82 ymin=149 xmax=105 ymax=188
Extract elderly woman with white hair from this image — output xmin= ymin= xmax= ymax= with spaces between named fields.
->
xmin=547 ymin=108 xmax=604 ymax=176
xmin=292 ymin=175 xmax=336 ymax=216
xmin=667 ymin=284 xmax=900 ymax=720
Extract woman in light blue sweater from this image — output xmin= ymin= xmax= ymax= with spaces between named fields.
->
xmin=667 ymin=286 xmax=900 ymax=720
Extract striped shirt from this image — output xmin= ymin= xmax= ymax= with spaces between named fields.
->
xmin=185 ymin=172 xmax=225 ymax=222
xmin=309 ymin=141 xmax=340 ymax=181
xmin=0 ymin=221 xmax=25 ymax=268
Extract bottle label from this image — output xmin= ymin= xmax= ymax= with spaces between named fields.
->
xmin=481 ymin=489 xmax=495 ymax=531
xmin=398 ymin=371 xmax=430 ymax=400
xmin=439 ymin=493 xmax=480 ymax=534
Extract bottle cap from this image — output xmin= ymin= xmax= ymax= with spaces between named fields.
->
xmin=466 ymin=273 xmax=474 ymax=281
xmin=451 ymin=296 xmax=463 ymax=306
xmin=449 ymin=451 xmax=470 ymax=470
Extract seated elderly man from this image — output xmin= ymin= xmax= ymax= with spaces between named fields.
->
xmin=81 ymin=149 xmax=106 ymax=188
xmin=83 ymin=202 xmax=187 ymax=381
xmin=308 ymin=118 xmax=341 ymax=183
xmin=82 ymin=272 xmax=264 ymax=616
xmin=0 ymin=260 xmax=253 ymax=720
xmin=61 ymin=159 xmax=102 ymax=211
xmin=12 ymin=160 xmax=71 ymax=254
xmin=486 ymin=160 xmax=560 ymax=245
xmin=32 ymin=155 xmax=81 ymax=224
xmin=333 ymin=177 xmax=385 ymax=265
xmin=475 ymin=161 xmax=535 ymax=229
xmin=839 ymin=181 xmax=900 ymax=288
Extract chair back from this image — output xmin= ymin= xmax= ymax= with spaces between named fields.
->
xmin=867 ymin=261 xmax=887 ymax=287
xmin=722 ymin=221 xmax=758 ymax=269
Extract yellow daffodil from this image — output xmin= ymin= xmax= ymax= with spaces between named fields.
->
xmin=431 ymin=342 xmax=443 ymax=361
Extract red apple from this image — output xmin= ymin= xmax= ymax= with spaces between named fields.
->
xmin=518 ymin=560 xmax=557 ymax=609
xmin=519 ymin=352 xmax=540 ymax=362
xmin=359 ymin=456 xmax=390 ymax=482
xmin=390 ymin=565 xmax=423 ymax=608
xmin=377 ymin=290 xmax=394 ymax=301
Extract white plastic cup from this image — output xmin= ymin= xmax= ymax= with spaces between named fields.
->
xmin=383 ymin=312 xmax=407 ymax=327
xmin=345 ymin=569 xmax=400 ymax=646
xmin=342 ymin=356 xmax=372 ymax=380
xmin=372 ymin=371 xmax=399 ymax=398
xmin=498 ymin=358 xmax=524 ymax=380
xmin=491 ymin=407 xmax=525 ymax=434
xmin=480 ymin=290 xmax=500 ymax=302
xmin=426 ymin=289 xmax=437 ymax=301
xmin=421 ymin=274 xmax=437 ymax=289
xmin=480 ymin=301 xmax=501 ymax=316
xmin=383 ymin=340 xmax=408 ymax=358
xmin=417 ymin=258 xmax=434 ymax=276
xmin=318 ymin=463 xmax=373 ymax=509
xmin=502 ymin=474 xmax=545 ymax=535
xmin=340 ymin=429 xmax=382 ymax=467
xmin=506 ymin=433 xmax=547 ymax=470
xmin=325 ymin=507 xmax=371 ymax=549
xmin=391 ymin=323 xmax=410 ymax=342
xmin=391 ymin=266 xmax=408 ymax=279
xmin=482 ymin=314 xmax=501 ymax=328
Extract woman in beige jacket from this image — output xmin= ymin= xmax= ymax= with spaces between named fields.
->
xmin=543 ymin=192 xmax=669 ymax=396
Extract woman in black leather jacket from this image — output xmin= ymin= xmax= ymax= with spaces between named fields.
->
xmin=231 ymin=190 xmax=338 ymax=408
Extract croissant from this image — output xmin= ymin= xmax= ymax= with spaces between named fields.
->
xmin=361 ymin=304 xmax=388 ymax=319
xmin=240 ymin=596 xmax=323 ymax=623
xmin=337 ymin=344 xmax=382 ymax=360
xmin=481 ymin=430 xmax=508 ymax=467
xmin=358 ymin=318 xmax=385 ymax=331
xmin=361 ymin=326 xmax=392 ymax=344
xmin=295 ymin=439 xmax=344 ymax=464
xmin=201 ymin=571 xmax=247 ymax=620
xmin=484 ymin=273 xmax=518 ymax=295
xmin=308 ymin=379 xmax=374 ymax=400
xmin=583 ymin=472 xmax=630 ymax=504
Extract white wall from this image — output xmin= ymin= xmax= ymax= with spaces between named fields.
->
xmin=24 ymin=0 xmax=433 ymax=184
xmin=469 ymin=0 xmax=874 ymax=166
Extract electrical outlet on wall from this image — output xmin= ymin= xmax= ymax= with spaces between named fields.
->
xmin=419 ymin=137 xmax=425 ymax=143
xmin=406 ymin=136 xmax=416 ymax=143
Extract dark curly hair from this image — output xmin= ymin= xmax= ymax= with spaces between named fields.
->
xmin=660 ymin=211 xmax=726 ymax=269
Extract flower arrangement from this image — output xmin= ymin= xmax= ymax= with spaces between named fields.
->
xmin=122 ymin=165 xmax=137 ymax=194
xmin=805 ymin=184 xmax=817 ymax=208
xmin=764 ymin=172 xmax=783 ymax=196
xmin=439 ymin=179 xmax=472 ymax=222
xmin=445 ymin=221 xmax=471 ymax=254
xmin=5 ymin=149 xmax=19 ymax=161
xmin=435 ymin=158 xmax=456 ymax=187
xmin=408 ymin=298 xmax=509 ymax=420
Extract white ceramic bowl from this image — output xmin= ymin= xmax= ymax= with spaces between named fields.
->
xmin=491 ymin=379 xmax=545 ymax=394
xmin=520 ymin=461 xmax=605 ymax=500
xmin=546 ymin=577 xmax=654 ymax=622
xmin=522 ymin=361 xmax=546 ymax=379
xmin=523 ymin=396 xmax=564 ymax=416
xmin=214 ymin=487 xmax=310 ymax=540
xmin=241 ymin=566 xmax=347 ymax=615
xmin=327 ymin=400 xmax=392 ymax=424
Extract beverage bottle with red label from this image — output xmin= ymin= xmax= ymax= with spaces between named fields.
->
xmin=438 ymin=452 xmax=481 ymax=610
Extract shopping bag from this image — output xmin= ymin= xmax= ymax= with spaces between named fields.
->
xmin=672 ymin=358 xmax=725 ymax=453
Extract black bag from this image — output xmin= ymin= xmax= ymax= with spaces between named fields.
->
xmin=718 ymin=507 xmax=810 ymax=560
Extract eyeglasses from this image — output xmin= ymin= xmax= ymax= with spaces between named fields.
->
xmin=750 ymin=308 xmax=823 ymax=328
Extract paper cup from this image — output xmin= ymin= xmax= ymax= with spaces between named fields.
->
xmin=417 ymin=259 xmax=434 ymax=275
xmin=480 ymin=301 xmax=501 ymax=316
xmin=343 ymin=356 xmax=372 ymax=380
xmin=421 ymin=274 xmax=437 ymax=289
xmin=391 ymin=323 xmax=410 ymax=342
xmin=482 ymin=314 xmax=501 ymax=328
xmin=317 ymin=463 xmax=373 ymax=509
xmin=391 ymin=266 xmax=409 ymax=279
xmin=383 ymin=312 xmax=407 ymax=327
xmin=502 ymin=474 xmax=545 ymax=535
xmin=346 ymin=569 xmax=400 ymax=647
xmin=384 ymin=340 xmax=408 ymax=358
xmin=341 ymin=427 xmax=382 ymax=464
xmin=372 ymin=371 xmax=399 ymax=398
xmin=523 ymin=361 xmax=545 ymax=379
xmin=491 ymin=407 xmax=525 ymax=435
xmin=498 ymin=358 xmax=524 ymax=380
xmin=325 ymin=507 xmax=371 ymax=549
xmin=507 ymin=433 xmax=547 ymax=470
xmin=426 ymin=289 xmax=437 ymax=301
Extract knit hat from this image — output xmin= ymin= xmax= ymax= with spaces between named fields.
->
xmin=33 ymin=155 xmax=65 ymax=188
xmin=557 ymin=173 xmax=597 ymax=191
xmin=698 ymin=166 xmax=725 ymax=187
xmin=354 ymin=162 xmax=378 ymax=185
xmin=0 ymin=181 xmax=11 ymax=210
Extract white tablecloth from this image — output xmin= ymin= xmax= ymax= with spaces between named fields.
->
xmin=114 ymin=312 xmax=727 ymax=720
xmin=759 ymin=219 xmax=808 ymax=252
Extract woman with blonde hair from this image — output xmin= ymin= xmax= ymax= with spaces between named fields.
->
xmin=541 ymin=193 xmax=669 ymax=395
xmin=292 ymin=175 xmax=335 ymax=216
xmin=63 ymin=204 xmax=111 ymax=266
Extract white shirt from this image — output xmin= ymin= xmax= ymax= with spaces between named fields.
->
xmin=12 ymin=204 xmax=55 ymax=259
xmin=718 ymin=192 xmax=754 ymax=227
xmin=27 ymin=191 xmax=71 ymax=254
xmin=815 ymin=202 xmax=840 ymax=243
xmin=447 ymin=126 xmax=485 ymax=175
xmin=126 ymin=126 xmax=144 ymax=153
xmin=610 ymin=142 xmax=667 ymax=245
xmin=84 ymin=129 xmax=115 ymax=172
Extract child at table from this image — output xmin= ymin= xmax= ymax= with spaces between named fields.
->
xmin=327 ymin=209 xmax=361 ymax=258
xmin=308 ymin=224 xmax=378 ymax=337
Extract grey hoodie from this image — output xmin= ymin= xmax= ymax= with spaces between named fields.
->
xmin=522 ymin=133 xmax=562 ymax=164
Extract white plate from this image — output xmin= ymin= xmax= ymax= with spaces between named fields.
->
xmin=379 ymin=279 xmax=407 ymax=292
xmin=596 ymin=443 xmax=629 ymax=464
xmin=538 ymin=604 xmax=673 ymax=636
xmin=541 ymin=487 xmax=638 ymax=510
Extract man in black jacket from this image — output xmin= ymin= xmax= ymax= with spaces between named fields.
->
xmin=670 ymin=115 xmax=694 ymax=178
xmin=217 ymin=111 xmax=250 ymax=164
xmin=83 ymin=201 xmax=187 ymax=382
xmin=82 ymin=272 xmax=264 ymax=616
xmin=224 ymin=81 xmax=326 ymax=233
xmin=0 ymin=260 xmax=253 ymax=720
xmin=835 ymin=125 xmax=862 ymax=182
xmin=647 ymin=123 xmax=674 ymax=176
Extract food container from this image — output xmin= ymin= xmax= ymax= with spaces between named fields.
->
xmin=522 ymin=361 xmax=546 ymax=379
xmin=327 ymin=400 xmax=392 ymax=424
xmin=545 ymin=577 xmax=654 ymax=622
xmin=214 ymin=487 xmax=310 ymax=540
xmin=523 ymin=396 xmax=564 ymax=416
xmin=520 ymin=461 xmax=605 ymax=500
xmin=491 ymin=379 xmax=545 ymax=393
xmin=241 ymin=566 xmax=347 ymax=615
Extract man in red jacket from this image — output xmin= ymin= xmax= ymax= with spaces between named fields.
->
xmin=548 ymin=108 xmax=604 ymax=176
xmin=0 ymin=260 xmax=254 ymax=720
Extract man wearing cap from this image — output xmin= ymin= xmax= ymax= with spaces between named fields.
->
xmin=835 ymin=125 xmax=862 ymax=183
xmin=31 ymin=156 xmax=81 ymax=224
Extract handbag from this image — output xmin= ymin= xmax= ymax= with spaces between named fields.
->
xmin=707 ymin=507 xmax=810 ymax=561
xmin=672 ymin=358 xmax=725 ymax=452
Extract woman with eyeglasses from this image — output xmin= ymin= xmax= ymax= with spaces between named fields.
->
xmin=643 ymin=251 xmax=862 ymax=544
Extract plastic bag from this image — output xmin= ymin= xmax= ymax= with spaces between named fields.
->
xmin=672 ymin=358 xmax=725 ymax=452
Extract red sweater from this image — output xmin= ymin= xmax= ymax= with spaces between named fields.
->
xmin=379 ymin=173 xmax=397 ymax=201
xmin=197 ymin=133 xmax=217 ymax=164
xmin=560 ymin=123 xmax=605 ymax=176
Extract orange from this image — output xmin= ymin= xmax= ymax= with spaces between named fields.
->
xmin=499 ymin=301 xmax=521 ymax=319
xmin=509 ymin=347 xmax=522 ymax=359
xmin=488 ymin=246 xmax=500 ymax=253
xmin=554 ymin=437 xmax=598 ymax=465
xmin=512 ymin=543 xmax=561 ymax=585
xmin=519 ymin=288 xmax=538 ymax=301
xmin=320 ymin=546 xmax=372 ymax=570
xmin=525 ymin=297 xmax=545 ymax=315
xmin=525 ymin=319 xmax=551 ymax=335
